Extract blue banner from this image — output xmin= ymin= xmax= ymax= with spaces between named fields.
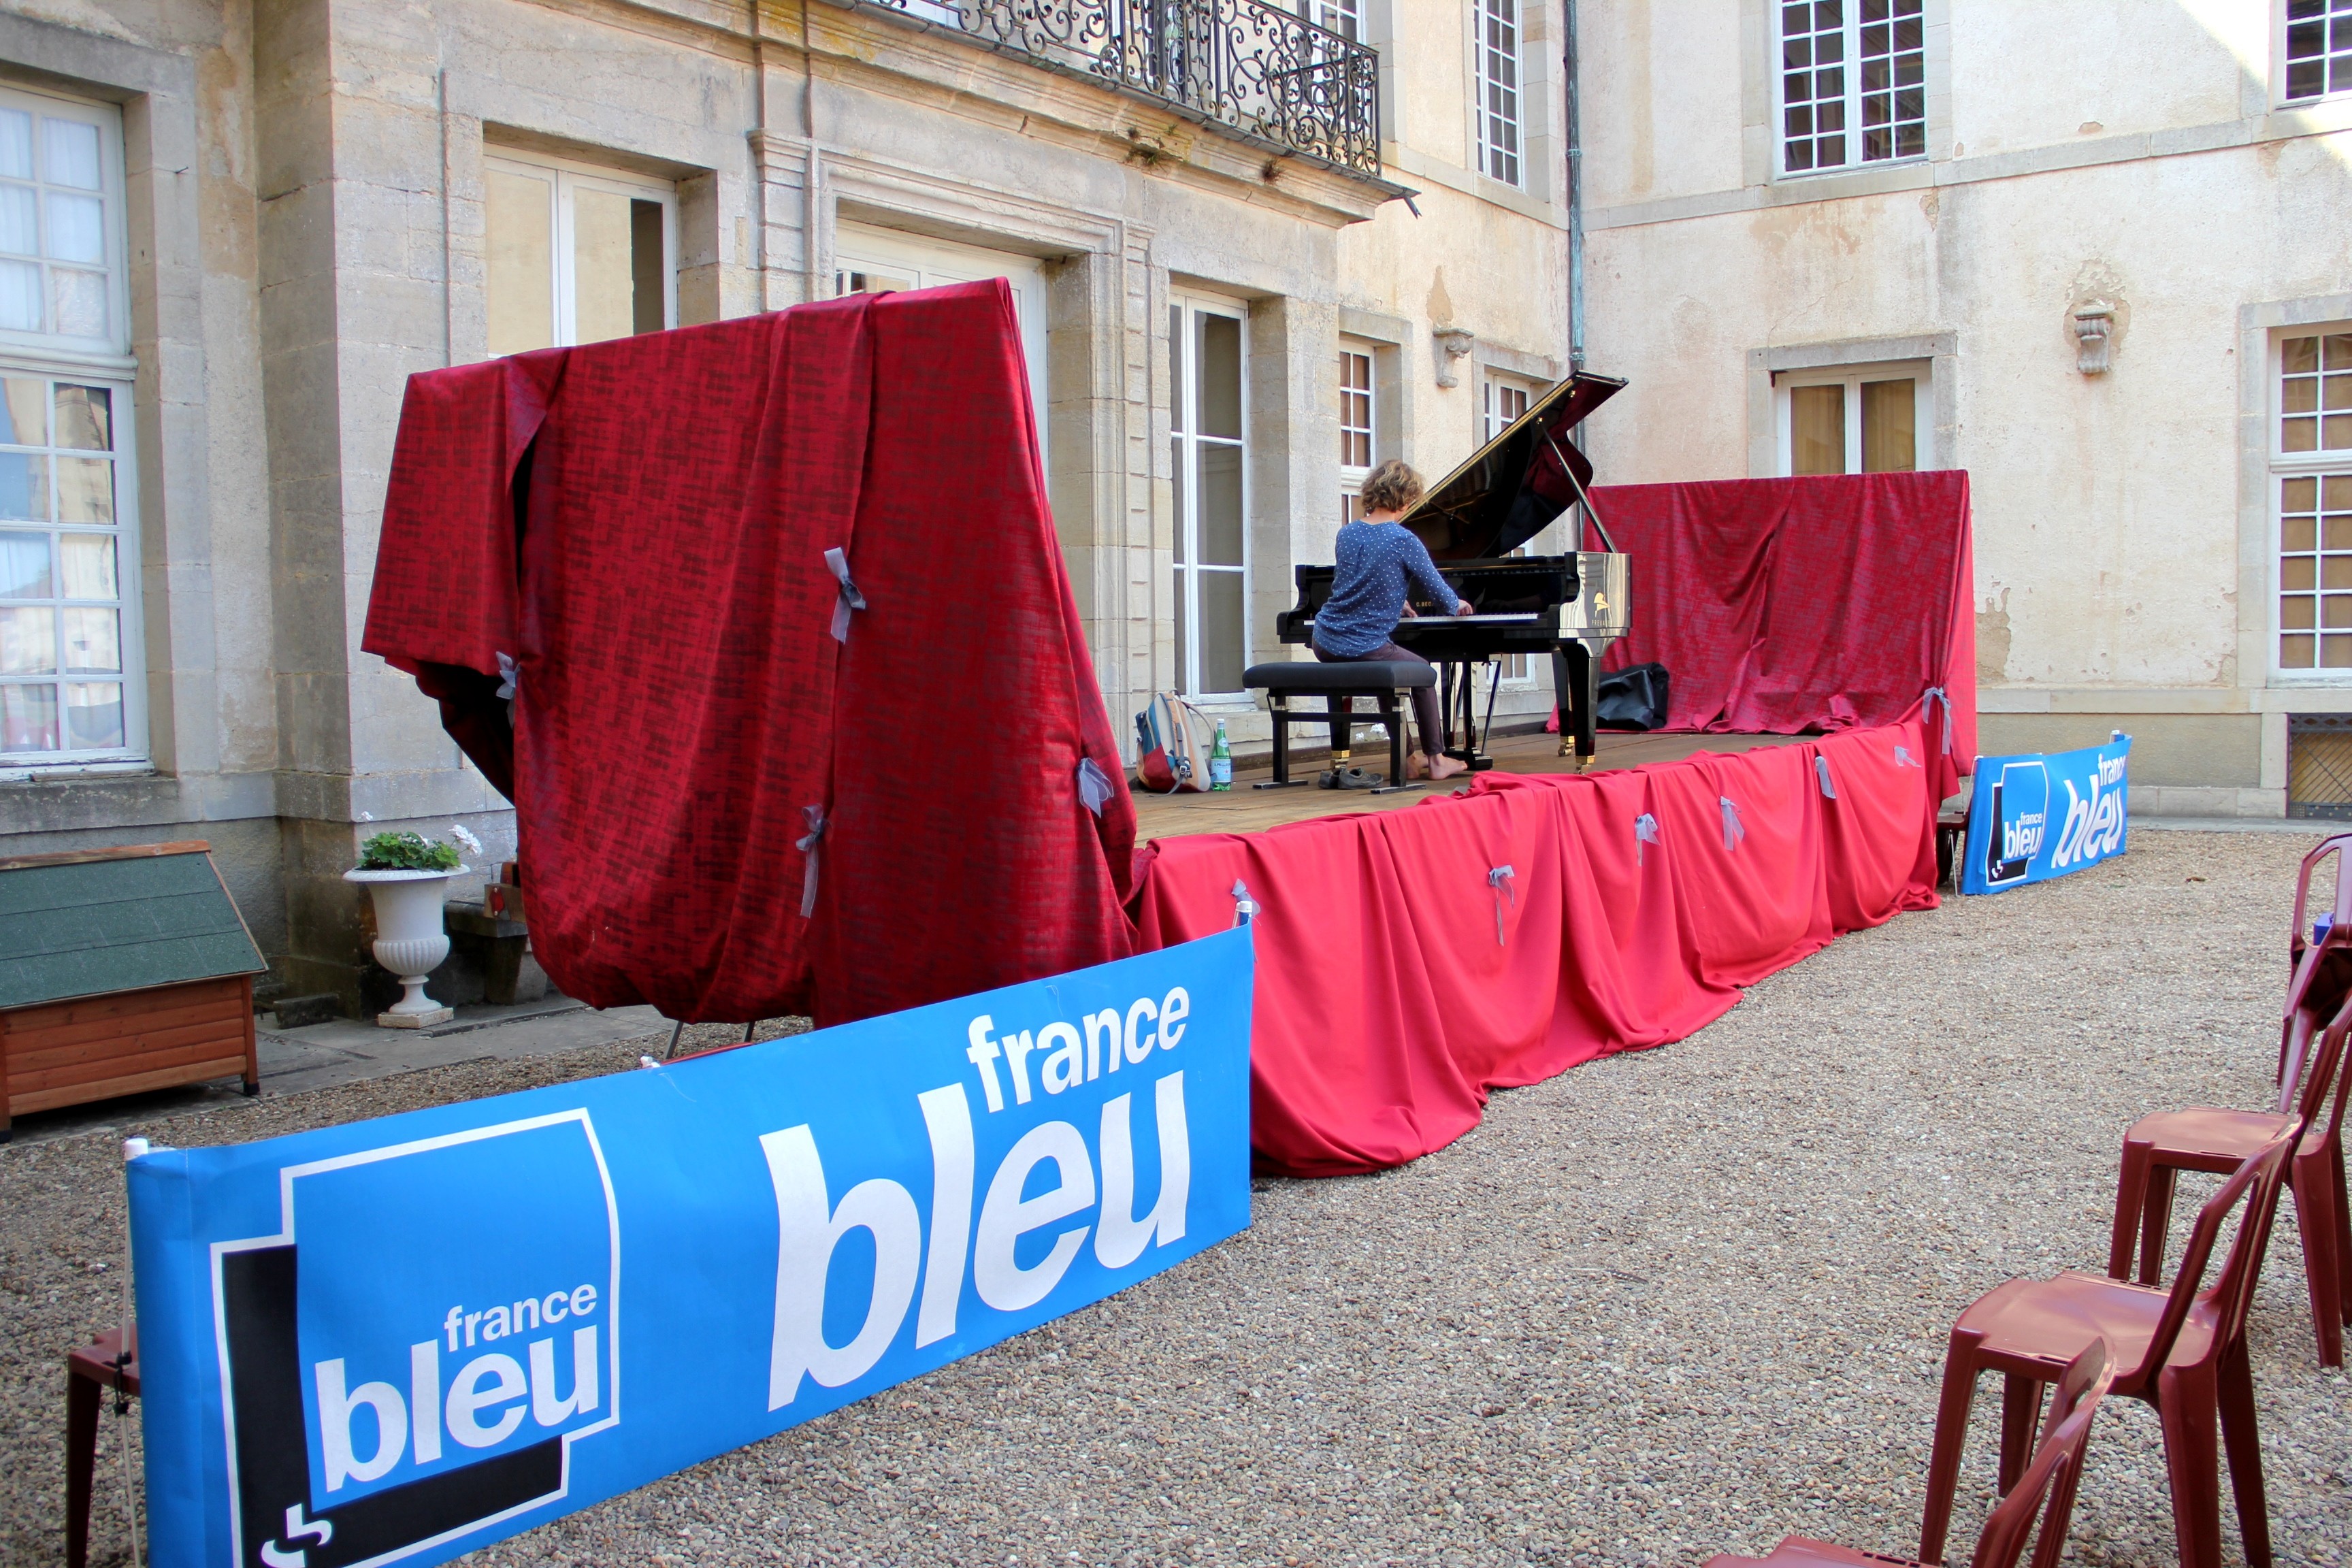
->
xmin=128 ymin=930 xmax=1254 ymax=1568
xmin=1959 ymin=734 xmax=2131 ymax=894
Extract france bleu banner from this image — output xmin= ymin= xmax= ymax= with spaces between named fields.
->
xmin=127 ymin=930 xmax=1253 ymax=1568
xmin=1959 ymin=734 xmax=2132 ymax=894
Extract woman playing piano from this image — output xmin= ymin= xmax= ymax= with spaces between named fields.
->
xmin=1313 ymin=459 xmax=1476 ymax=782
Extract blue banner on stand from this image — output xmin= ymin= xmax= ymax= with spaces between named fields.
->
xmin=128 ymin=930 xmax=1254 ymax=1568
xmin=1959 ymin=735 xmax=2132 ymax=894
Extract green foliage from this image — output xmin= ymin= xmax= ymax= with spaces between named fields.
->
xmin=357 ymin=830 xmax=462 ymax=872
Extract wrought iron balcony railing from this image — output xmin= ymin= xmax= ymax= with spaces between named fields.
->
xmin=875 ymin=0 xmax=1383 ymax=176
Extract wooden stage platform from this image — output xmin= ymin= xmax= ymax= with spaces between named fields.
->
xmin=1132 ymin=728 xmax=1807 ymax=844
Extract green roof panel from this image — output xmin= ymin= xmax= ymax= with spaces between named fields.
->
xmin=0 ymin=851 xmax=266 ymax=1011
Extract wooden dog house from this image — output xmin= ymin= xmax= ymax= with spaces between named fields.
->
xmin=0 ymin=841 xmax=265 ymax=1139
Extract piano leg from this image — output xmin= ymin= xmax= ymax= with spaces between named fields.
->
xmin=1439 ymin=659 xmax=1495 ymax=771
xmin=1554 ymin=644 xmax=1599 ymax=768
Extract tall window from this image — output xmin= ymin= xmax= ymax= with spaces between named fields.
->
xmin=1170 ymin=299 xmax=1248 ymax=698
xmin=1780 ymin=0 xmax=1925 ymax=175
xmin=1307 ymin=0 xmax=1361 ymax=39
xmin=2276 ymin=330 xmax=2352 ymax=672
xmin=1339 ymin=348 xmax=1373 ymax=525
xmin=2287 ymin=0 xmax=2352 ymax=100
xmin=1474 ymin=0 xmax=1523 ymax=186
xmin=485 ymin=151 xmax=676 ymax=357
xmin=0 ymin=86 xmax=138 ymax=767
xmin=1776 ymin=363 xmax=1927 ymax=475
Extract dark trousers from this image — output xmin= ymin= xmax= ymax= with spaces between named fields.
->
xmin=1314 ymin=640 xmax=1442 ymax=759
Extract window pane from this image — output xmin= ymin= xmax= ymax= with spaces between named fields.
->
xmin=1171 ymin=564 xmax=1188 ymax=688
xmin=486 ymin=167 xmax=555 ymax=357
xmin=2285 ymin=555 xmax=2319 ymax=590
xmin=1790 ymin=385 xmax=1846 ymax=474
xmin=1198 ymin=569 xmax=1246 ymax=693
xmin=43 ymin=191 xmax=100 ymax=263
xmin=42 ymin=119 xmax=101 ymax=190
xmin=1860 ymin=378 xmax=1916 ymax=472
xmin=0 ymin=111 xmax=28 ymax=180
xmin=61 ymin=605 xmax=116 ymax=672
xmin=0 ymin=531 xmax=48 ymax=597
xmin=55 ymin=457 xmax=111 ymax=523
xmin=2285 ymin=633 xmax=2317 ymax=668
xmin=59 ymin=532 xmax=113 ymax=598
xmin=2285 ymin=594 xmax=2319 ymax=630
xmin=1167 ymin=305 xmax=1184 ymax=432
xmin=50 ymin=267 xmax=104 ymax=337
xmin=0 ymin=378 xmax=41 ymax=444
xmin=571 ymin=185 xmax=636 ymax=346
xmin=630 ymin=199 xmax=665 ymax=336
xmin=52 ymin=384 xmax=108 ymax=450
xmin=0 ymin=453 xmax=48 ymax=520
xmin=0 ymin=259 xmax=38 ymax=331
xmin=2 ymin=683 xmax=56 ymax=749
xmin=1 ymin=604 xmax=54 ymax=671
xmin=1196 ymin=313 xmax=1241 ymax=439
xmin=0 ymin=184 xmax=32 ymax=255
xmin=1198 ymin=441 xmax=1244 ymax=567
xmin=63 ymin=681 xmax=121 ymax=748
xmin=1169 ymin=436 xmax=1186 ymax=564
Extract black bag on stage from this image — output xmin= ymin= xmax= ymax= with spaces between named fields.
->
xmin=1595 ymin=662 xmax=1671 ymax=732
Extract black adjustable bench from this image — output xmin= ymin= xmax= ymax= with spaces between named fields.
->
xmin=1242 ymin=661 xmax=1436 ymax=791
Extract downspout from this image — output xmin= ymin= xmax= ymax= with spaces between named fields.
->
xmin=1563 ymin=0 xmax=1584 ymax=372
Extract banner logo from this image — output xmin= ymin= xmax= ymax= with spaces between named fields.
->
xmin=1961 ymin=736 xmax=2130 ymax=894
xmin=210 ymin=1113 xmax=621 ymax=1568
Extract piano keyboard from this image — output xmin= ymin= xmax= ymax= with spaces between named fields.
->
xmin=1298 ymin=612 xmax=1544 ymax=628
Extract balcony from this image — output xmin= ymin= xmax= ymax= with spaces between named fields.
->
xmin=871 ymin=0 xmax=1384 ymax=177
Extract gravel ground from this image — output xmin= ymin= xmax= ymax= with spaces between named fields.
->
xmin=5 ymin=832 xmax=2347 ymax=1568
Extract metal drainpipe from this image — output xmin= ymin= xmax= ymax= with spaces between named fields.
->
xmin=1563 ymin=0 xmax=1585 ymax=372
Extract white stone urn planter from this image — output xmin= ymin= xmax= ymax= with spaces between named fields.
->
xmin=346 ymin=866 xmax=469 ymax=1028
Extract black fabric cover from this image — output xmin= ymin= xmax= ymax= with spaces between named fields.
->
xmin=1596 ymin=662 xmax=1671 ymax=732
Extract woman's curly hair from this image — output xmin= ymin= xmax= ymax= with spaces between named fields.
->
xmin=1358 ymin=458 xmax=1425 ymax=515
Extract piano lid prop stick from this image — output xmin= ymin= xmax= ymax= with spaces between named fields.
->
xmin=1541 ymin=427 xmax=1618 ymax=553
xmin=1481 ymin=661 xmax=1502 ymax=757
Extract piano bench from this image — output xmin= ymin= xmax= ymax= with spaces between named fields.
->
xmin=1243 ymin=661 xmax=1435 ymax=791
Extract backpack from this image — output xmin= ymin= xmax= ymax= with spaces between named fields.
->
xmin=1134 ymin=692 xmax=1216 ymax=794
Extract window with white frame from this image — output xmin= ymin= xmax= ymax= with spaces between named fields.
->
xmin=0 ymin=86 xmax=140 ymax=767
xmin=485 ymin=150 xmax=676 ymax=357
xmin=2287 ymin=0 xmax=2352 ymax=100
xmin=1306 ymin=0 xmax=1361 ymax=40
xmin=1775 ymin=362 xmax=1929 ymax=475
xmin=1482 ymin=378 xmax=1531 ymax=441
xmin=1339 ymin=346 xmax=1374 ymax=525
xmin=1779 ymin=0 xmax=1926 ymax=176
xmin=1171 ymin=297 xmax=1249 ymax=698
xmin=1474 ymin=0 xmax=1524 ymax=186
xmin=2275 ymin=329 xmax=2352 ymax=672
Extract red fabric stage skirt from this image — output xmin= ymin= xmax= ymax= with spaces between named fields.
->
xmin=1585 ymin=472 xmax=1977 ymax=764
xmin=1129 ymin=722 xmax=1942 ymax=1177
xmin=363 ymin=282 xmax=1137 ymax=1026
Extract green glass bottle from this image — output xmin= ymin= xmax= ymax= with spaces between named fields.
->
xmin=1209 ymin=720 xmax=1232 ymax=790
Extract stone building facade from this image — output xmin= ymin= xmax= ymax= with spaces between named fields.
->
xmin=0 ymin=0 xmax=1573 ymax=1005
xmin=1576 ymin=0 xmax=2352 ymax=817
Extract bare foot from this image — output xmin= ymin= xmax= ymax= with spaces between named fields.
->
xmin=1407 ymin=751 xmax=1431 ymax=780
xmin=1428 ymin=754 xmax=1471 ymax=781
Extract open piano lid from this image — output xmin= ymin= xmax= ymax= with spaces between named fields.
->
xmin=1404 ymin=370 xmax=1627 ymax=561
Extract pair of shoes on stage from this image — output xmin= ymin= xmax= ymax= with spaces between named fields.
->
xmin=1318 ymin=766 xmax=1385 ymax=790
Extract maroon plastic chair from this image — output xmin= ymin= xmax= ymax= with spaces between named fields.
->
xmin=65 ymin=1324 xmax=137 ymax=1568
xmin=1705 ymin=1340 xmax=2114 ymax=1568
xmin=1918 ymin=1132 xmax=2296 ymax=1568
xmin=2107 ymin=836 xmax=2352 ymax=1366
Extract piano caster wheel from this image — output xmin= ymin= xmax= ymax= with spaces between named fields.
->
xmin=1577 ymin=753 xmax=1599 ymax=774
xmin=1558 ymin=738 xmax=1574 ymax=757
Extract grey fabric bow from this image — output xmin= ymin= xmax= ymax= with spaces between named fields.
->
xmin=796 ymin=804 xmax=827 ymax=918
xmin=495 ymin=653 xmax=521 ymax=725
xmin=1230 ymin=879 xmax=1261 ymax=928
xmin=1487 ymin=866 xmax=1516 ymax=945
xmin=1635 ymin=812 xmax=1661 ymax=865
xmin=1719 ymin=796 xmax=1745 ymax=851
xmin=1895 ymin=745 xmax=1921 ymax=769
xmin=1921 ymin=685 xmax=1953 ymax=754
xmin=1076 ymin=757 xmax=1115 ymax=817
xmin=824 ymin=547 xmax=867 ymax=644
xmin=1815 ymin=755 xmax=1838 ymax=800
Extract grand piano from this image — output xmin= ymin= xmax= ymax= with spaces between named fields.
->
xmin=1274 ymin=370 xmax=1632 ymax=770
